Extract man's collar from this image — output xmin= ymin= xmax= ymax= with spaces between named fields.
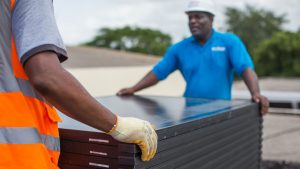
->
xmin=191 ymin=29 xmax=216 ymax=44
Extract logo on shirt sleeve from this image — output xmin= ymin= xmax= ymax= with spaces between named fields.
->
xmin=211 ymin=46 xmax=226 ymax=52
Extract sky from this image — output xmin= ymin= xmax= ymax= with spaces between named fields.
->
xmin=53 ymin=0 xmax=300 ymax=45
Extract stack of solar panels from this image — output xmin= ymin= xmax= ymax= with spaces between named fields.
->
xmin=58 ymin=95 xmax=262 ymax=169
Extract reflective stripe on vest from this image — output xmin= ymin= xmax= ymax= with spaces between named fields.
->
xmin=0 ymin=127 xmax=60 ymax=152
xmin=0 ymin=0 xmax=41 ymax=100
xmin=16 ymin=78 xmax=43 ymax=100
xmin=0 ymin=76 xmax=44 ymax=100
xmin=0 ymin=0 xmax=62 ymax=166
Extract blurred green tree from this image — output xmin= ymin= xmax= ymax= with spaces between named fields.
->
xmin=225 ymin=5 xmax=287 ymax=52
xmin=85 ymin=26 xmax=172 ymax=56
xmin=254 ymin=31 xmax=300 ymax=77
xmin=224 ymin=5 xmax=300 ymax=77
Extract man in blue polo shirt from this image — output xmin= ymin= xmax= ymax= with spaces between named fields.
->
xmin=117 ymin=0 xmax=269 ymax=114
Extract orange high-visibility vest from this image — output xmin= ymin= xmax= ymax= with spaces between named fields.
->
xmin=0 ymin=0 xmax=62 ymax=168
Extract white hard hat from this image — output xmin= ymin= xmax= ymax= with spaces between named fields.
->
xmin=185 ymin=0 xmax=216 ymax=16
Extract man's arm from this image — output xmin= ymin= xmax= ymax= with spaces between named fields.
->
xmin=242 ymin=68 xmax=269 ymax=115
xmin=118 ymin=45 xmax=179 ymax=96
xmin=25 ymin=52 xmax=116 ymax=132
xmin=24 ymin=52 xmax=157 ymax=161
xmin=117 ymin=71 xmax=159 ymax=95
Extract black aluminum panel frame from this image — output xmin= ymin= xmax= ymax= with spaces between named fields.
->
xmin=134 ymin=119 xmax=261 ymax=168
xmin=59 ymin=115 xmax=260 ymax=168
xmin=59 ymin=100 xmax=258 ymax=148
xmin=58 ymin=164 xmax=132 ymax=169
xmin=148 ymin=130 xmax=260 ymax=169
xmin=59 ymin=96 xmax=255 ymax=143
xmin=60 ymin=108 xmax=258 ymax=159
xmin=58 ymin=96 xmax=261 ymax=169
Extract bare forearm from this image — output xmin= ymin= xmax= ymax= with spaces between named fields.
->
xmin=40 ymin=70 xmax=116 ymax=132
xmin=132 ymin=71 xmax=159 ymax=92
xmin=25 ymin=52 xmax=116 ymax=132
xmin=242 ymin=68 xmax=260 ymax=96
xmin=242 ymin=68 xmax=269 ymax=114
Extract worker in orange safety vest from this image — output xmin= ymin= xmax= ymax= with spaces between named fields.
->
xmin=0 ymin=0 xmax=157 ymax=168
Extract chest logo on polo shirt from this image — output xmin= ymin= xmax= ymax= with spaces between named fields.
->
xmin=211 ymin=46 xmax=226 ymax=52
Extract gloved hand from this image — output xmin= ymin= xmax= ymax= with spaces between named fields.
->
xmin=108 ymin=116 xmax=157 ymax=161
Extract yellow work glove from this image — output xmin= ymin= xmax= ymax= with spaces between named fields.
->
xmin=108 ymin=116 xmax=157 ymax=161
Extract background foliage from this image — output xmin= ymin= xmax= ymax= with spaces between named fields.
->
xmin=253 ymin=31 xmax=300 ymax=77
xmin=224 ymin=5 xmax=299 ymax=77
xmin=225 ymin=5 xmax=287 ymax=51
xmin=85 ymin=5 xmax=300 ymax=77
xmin=85 ymin=26 xmax=172 ymax=56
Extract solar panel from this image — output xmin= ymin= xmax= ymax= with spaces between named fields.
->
xmin=58 ymin=95 xmax=262 ymax=169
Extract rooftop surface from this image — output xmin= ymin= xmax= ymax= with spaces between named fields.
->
xmin=63 ymin=46 xmax=159 ymax=68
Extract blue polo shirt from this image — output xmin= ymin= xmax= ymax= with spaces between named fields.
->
xmin=152 ymin=30 xmax=254 ymax=100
